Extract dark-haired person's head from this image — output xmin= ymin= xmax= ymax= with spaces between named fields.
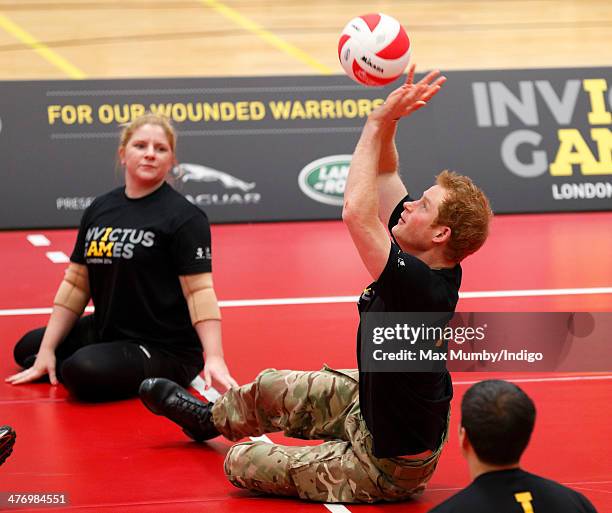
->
xmin=460 ymin=380 xmax=536 ymax=466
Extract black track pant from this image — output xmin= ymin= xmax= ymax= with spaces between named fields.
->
xmin=13 ymin=315 xmax=202 ymax=402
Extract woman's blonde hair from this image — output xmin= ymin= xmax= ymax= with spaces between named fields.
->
xmin=118 ymin=112 xmax=177 ymax=154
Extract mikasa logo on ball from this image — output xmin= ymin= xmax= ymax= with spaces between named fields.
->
xmin=298 ymin=155 xmax=352 ymax=207
xmin=361 ymin=56 xmax=384 ymax=74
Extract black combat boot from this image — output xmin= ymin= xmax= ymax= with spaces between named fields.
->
xmin=139 ymin=378 xmax=220 ymax=441
xmin=0 ymin=425 xmax=16 ymax=466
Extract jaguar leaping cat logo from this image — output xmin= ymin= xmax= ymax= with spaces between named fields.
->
xmin=172 ymin=163 xmax=256 ymax=192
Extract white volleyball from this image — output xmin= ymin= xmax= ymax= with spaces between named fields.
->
xmin=338 ymin=13 xmax=411 ymax=87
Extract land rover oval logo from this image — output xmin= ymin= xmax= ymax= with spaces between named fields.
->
xmin=298 ymin=155 xmax=352 ymax=206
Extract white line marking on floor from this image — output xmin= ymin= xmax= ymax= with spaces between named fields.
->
xmin=0 ymin=306 xmax=94 ymax=316
xmin=218 ymin=286 xmax=612 ymax=307
xmin=45 ymin=251 xmax=70 ymax=263
xmin=324 ymin=505 xmax=352 ymax=512
xmin=563 ymin=481 xmax=612 ymax=485
xmin=190 ymin=375 xmax=221 ymax=402
xmin=1 ymin=286 xmax=610 ymax=317
xmin=0 ymin=308 xmax=55 ymax=316
xmin=460 ymin=287 xmax=612 ymax=299
xmin=248 ymin=434 xmax=274 ymax=443
xmin=570 ymin=486 xmax=612 ymax=495
xmin=428 ymin=480 xmax=612 ymax=493
xmin=564 ymin=481 xmax=612 ymax=485
xmin=454 ymin=375 xmax=612 ymax=385
xmin=26 ymin=234 xmax=51 ymax=246
xmin=221 ymin=296 xmax=359 ymax=307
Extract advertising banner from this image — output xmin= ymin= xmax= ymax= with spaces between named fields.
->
xmin=0 ymin=68 xmax=610 ymax=229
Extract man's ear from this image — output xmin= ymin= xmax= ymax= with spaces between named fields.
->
xmin=433 ymin=225 xmax=451 ymax=244
xmin=459 ymin=426 xmax=470 ymax=450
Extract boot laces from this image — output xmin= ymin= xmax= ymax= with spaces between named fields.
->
xmin=176 ymin=391 xmax=208 ymax=423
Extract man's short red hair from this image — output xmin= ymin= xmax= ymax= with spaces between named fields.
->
xmin=435 ymin=170 xmax=493 ymax=263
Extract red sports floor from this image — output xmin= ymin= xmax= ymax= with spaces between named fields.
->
xmin=1 ymin=212 xmax=611 ymax=512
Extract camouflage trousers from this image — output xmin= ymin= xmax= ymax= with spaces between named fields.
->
xmin=211 ymin=366 xmax=448 ymax=503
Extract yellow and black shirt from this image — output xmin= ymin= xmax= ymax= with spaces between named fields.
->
xmin=71 ymin=182 xmax=212 ymax=366
xmin=429 ymin=468 xmax=597 ymax=512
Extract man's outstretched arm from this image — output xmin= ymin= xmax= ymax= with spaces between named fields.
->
xmin=377 ymin=66 xmax=447 ymax=226
xmin=376 ymin=120 xmax=408 ymax=227
xmin=343 ymin=66 xmax=446 ymax=280
xmin=343 ymin=115 xmax=392 ymax=280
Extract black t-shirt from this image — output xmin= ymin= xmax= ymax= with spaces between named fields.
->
xmin=71 ymin=182 xmax=212 ymax=365
xmin=357 ymin=195 xmax=460 ymax=458
xmin=429 ymin=469 xmax=598 ymax=513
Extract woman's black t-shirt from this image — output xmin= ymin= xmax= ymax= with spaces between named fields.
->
xmin=71 ymin=183 xmax=212 ymax=364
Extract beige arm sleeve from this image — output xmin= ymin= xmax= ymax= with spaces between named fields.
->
xmin=53 ymin=263 xmax=90 ymax=315
xmin=179 ymin=273 xmax=221 ymax=324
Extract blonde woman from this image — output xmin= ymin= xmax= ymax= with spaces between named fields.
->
xmin=7 ymin=114 xmax=237 ymax=401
